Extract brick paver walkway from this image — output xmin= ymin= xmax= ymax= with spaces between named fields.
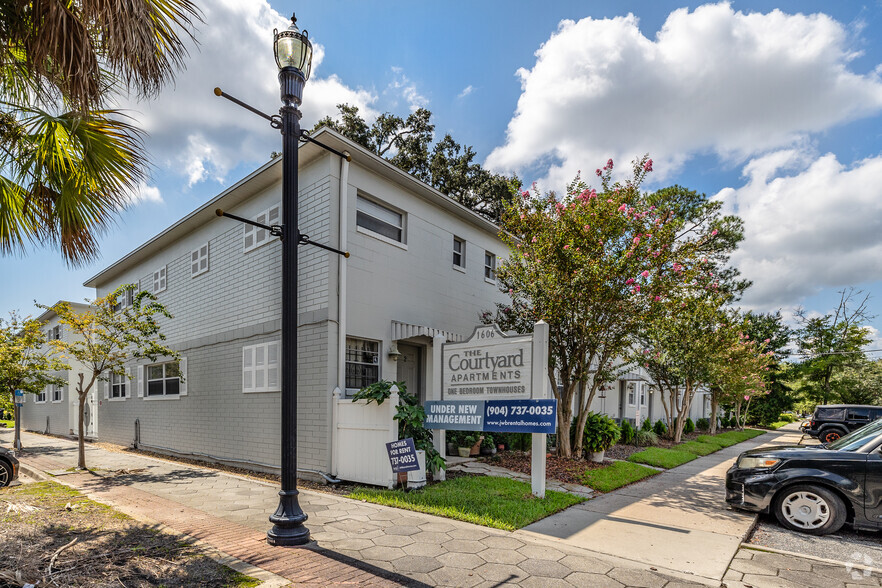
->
xmin=1 ymin=429 xmax=710 ymax=587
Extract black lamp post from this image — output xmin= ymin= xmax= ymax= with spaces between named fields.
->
xmin=267 ymin=14 xmax=313 ymax=547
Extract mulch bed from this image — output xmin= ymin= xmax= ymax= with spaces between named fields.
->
xmin=0 ymin=481 xmax=253 ymax=587
xmin=479 ymin=451 xmax=607 ymax=486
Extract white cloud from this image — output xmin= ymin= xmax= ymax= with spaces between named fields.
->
xmin=387 ymin=66 xmax=429 ymax=111
xmin=717 ymin=151 xmax=882 ymax=310
xmin=458 ymin=85 xmax=474 ymax=98
xmin=116 ymin=0 xmax=376 ymax=191
xmin=486 ymin=3 xmax=882 ymax=191
xmin=124 ymin=181 xmax=163 ymax=206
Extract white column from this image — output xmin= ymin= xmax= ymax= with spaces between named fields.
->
xmin=430 ymin=334 xmax=446 ymax=481
xmin=531 ymin=320 xmax=549 ymax=498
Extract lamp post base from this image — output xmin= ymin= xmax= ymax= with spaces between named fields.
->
xmin=267 ymin=490 xmax=310 ymax=546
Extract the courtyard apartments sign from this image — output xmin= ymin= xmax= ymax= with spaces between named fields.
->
xmin=441 ymin=325 xmax=532 ymax=400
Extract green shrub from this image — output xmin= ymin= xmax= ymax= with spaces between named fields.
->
xmin=583 ymin=412 xmax=621 ymax=452
xmin=641 ymin=418 xmax=653 ymax=432
xmin=620 ymin=420 xmax=636 ymax=445
xmin=653 ymin=419 xmax=668 ymax=437
xmin=481 ymin=434 xmax=495 ymax=449
xmin=696 ymin=418 xmax=710 ymax=432
xmin=684 ymin=418 xmax=695 ymax=435
xmin=634 ymin=429 xmax=659 ymax=447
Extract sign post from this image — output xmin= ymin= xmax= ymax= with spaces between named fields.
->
xmin=428 ymin=321 xmax=552 ymax=497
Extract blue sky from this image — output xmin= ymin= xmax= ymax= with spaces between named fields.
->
xmin=4 ymin=1 xmax=882 ymax=346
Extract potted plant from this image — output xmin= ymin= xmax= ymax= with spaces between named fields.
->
xmin=480 ymin=434 xmax=496 ymax=455
xmin=460 ymin=435 xmax=476 ymax=458
xmin=470 ymin=434 xmax=484 ymax=457
xmin=583 ymin=412 xmax=621 ymax=462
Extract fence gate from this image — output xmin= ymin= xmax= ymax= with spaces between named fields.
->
xmin=331 ymin=387 xmax=398 ymax=488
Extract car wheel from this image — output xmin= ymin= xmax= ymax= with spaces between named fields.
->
xmin=773 ymin=484 xmax=846 ymax=535
xmin=821 ymin=429 xmax=845 ymax=444
xmin=0 ymin=460 xmax=11 ymax=488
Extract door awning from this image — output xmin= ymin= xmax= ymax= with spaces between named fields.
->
xmin=391 ymin=320 xmax=464 ymax=343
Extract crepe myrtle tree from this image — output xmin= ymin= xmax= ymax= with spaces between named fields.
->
xmin=38 ymin=285 xmax=177 ymax=469
xmin=0 ymin=313 xmax=67 ymax=449
xmin=485 ymin=155 xmax=742 ymax=457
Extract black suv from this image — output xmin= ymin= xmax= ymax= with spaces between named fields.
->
xmin=800 ymin=404 xmax=882 ymax=444
xmin=727 ymin=417 xmax=882 ymax=535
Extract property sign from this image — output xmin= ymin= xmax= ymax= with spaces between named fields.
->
xmin=14 ymin=389 xmax=23 ymax=407
xmin=424 ymin=399 xmax=556 ymax=434
xmin=385 ymin=438 xmax=420 ymax=473
xmin=442 ymin=325 xmax=532 ymax=400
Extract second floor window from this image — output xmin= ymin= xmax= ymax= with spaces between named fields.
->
xmin=153 ymin=266 xmax=167 ymax=293
xmin=111 ymin=288 xmax=134 ymax=312
xmin=484 ymin=251 xmax=496 ymax=282
xmin=244 ymin=204 xmax=281 ymax=252
xmin=52 ymin=386 xmax=63 ymax=402
xmin=453 ymin=237 xmax=465 ymax=268
xmin=191 ymin=243 xmax=209 ymax=277
xmin=356 ymin=195 xmax=404 ymax=243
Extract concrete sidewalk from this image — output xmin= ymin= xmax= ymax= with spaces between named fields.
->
xmin=1 ymin=428 xmax=707 ymax=587
xmin=520 ymin=428 xmax=800 ymax=582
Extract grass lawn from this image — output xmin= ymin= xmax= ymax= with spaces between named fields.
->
xmin=714 ymin=429 xmax=765 ymax=446
xmin=695 ymin=435 xmax=727 ymax=448
xmin=677 ymin=440 xmax=720 ymax=456
xmin=580 ymin=461 xmax=659 ymax=492
xmin=346 ymin=475 xmax=584 ymax=530
xmin=627 ymin=447 xmax=697 ymax=469
xmin=0 ymin=419 xmax=13 ymax=429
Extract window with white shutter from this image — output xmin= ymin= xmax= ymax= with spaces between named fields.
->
xmin=153 ymin=265 xmax=167 ymax=293
xmin=191 ymin=243 xmax=209 ymax=277
xmin=244 ymin=204 xmax=281 ymax=253
xmin=243 ymin=342 xmax=281 ymax=393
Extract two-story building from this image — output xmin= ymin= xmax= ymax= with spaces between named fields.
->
xmin=71 ymin=128 xmax=510 ymax=478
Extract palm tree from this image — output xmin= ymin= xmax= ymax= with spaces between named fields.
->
xmin=0 ymin=0 xmax=201 ymax=265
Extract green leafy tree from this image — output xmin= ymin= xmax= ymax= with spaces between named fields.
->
xmin=0 ymin=313 xmax=67 ymax=449
xmin=39 ymin=286 xmax=177 ymax=468
xmin=741 ymin=312 xmax=794 ymax=426
xmin=487 ymin=156 xmax=742 ymax=456
xmin=313 ymin=104 xmax=519 ymax=222
xmin=0 ymin=0 xmax=200 ymax=265
xmin=795 ymin=288 xmax=873 ymax=405
xmin=827 ymin=358 xmax=882 ymax=405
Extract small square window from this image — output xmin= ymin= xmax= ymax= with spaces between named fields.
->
xmin=153 ymin=266 xmax=167 ymax=293
xmin=243 ymin=342 xmax=281 ymax=393
xmin=244 ymin=204 xmax=281 ymax=252
xmin=111 ymin=288 xmax=134 ymax=312
xmin=484 ymin=251 xmax=497 ymax=282
xmin=453 ymin=237 xmax=465 ymax=268
xmin=191 ymin=243 xmax=209 ymax=277
xmin=146 ymin=361 xmax=180 ymax=396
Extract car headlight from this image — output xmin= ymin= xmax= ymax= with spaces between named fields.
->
xmin=737 ymin=456 xmax=780 ymax=469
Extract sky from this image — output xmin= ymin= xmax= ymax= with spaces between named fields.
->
xmin=3 ymin=0 xmax=882 ymax=347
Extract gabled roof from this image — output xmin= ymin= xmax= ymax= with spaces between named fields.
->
xmin=36 ymin=301 xmax=91 ymax=324
xmin=84 ymin=128 xmax=502 ymax=288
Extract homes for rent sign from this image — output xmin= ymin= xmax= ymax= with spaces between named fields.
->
xmin=427 ymin=322 xmax=554 ymax=497
xmin=442 ymin=325 xmax=532 ymax=400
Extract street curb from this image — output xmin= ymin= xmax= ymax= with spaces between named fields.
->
xmin=16 ymin=460 xmax=52 ymax=482
xmin=740 ymin=542 xmax=882 ymax=575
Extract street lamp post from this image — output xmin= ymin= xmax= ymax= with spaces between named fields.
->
xmin=267 ymin=14 xmax=313 ymax=547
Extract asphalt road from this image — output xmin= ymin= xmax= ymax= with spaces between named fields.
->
xmin=749 ymin=513 xmax=882 ymax=569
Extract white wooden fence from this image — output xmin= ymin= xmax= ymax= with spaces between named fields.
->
xmin=331 ymin=386 xmax=397 ymax=488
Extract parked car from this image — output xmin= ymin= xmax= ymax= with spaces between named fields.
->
xmin=726 ymin=417 xmax=882 ymax=535
xmin=800 ymin=404 xmax=882 ymax=444
xmin=0 ymin=446 xmax=19 ymax=487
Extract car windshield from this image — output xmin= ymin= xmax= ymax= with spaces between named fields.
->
xmin=826 ymin=418 xmax=882 ymax=451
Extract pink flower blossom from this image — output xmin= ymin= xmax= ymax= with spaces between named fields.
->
xmin=641 ymin=270 xmax=650 ymax=278
xmin=618 ymin=204 xmax=627 ymax=212
xmin=532 ymin=236 xmax=538 ymax=243
xmin=625 ymin=278 xmax=635 ymax=285
xmin=605 ymin=158 xmax=613 ymax=170
xmin=644 ymin=159 xmax=653 ymax=172
xmin=563 ymin=244 xmax=570 ymax=250
xmin=595 ymin=168 xmax=602 ymax=177
xmin=521 ymin=190 xmax=530 ymax=199
xmin=654 ymin=296 xmax=661 ymax=301
xmin=711 ymin=229 xmax=718 ymax=236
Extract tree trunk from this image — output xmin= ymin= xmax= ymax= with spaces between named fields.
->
xmin=710 ymin=390 xmax=720 ymax=435
xmin=672 ymin=381 xmax=695 ymax=443
xmin=13 ymin=403 xmax=22 ymax=450
xmin=573 ymin=380 xmax=592 ymax=459
xmin=555 ymin=383 xmax=574 ymax=458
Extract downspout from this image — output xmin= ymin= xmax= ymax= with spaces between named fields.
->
xmin=332 ymin=151 xmax=350 ymax=477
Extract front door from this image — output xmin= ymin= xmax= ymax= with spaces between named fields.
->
xmin=397 ymin=343 xmax=423 ymax=404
